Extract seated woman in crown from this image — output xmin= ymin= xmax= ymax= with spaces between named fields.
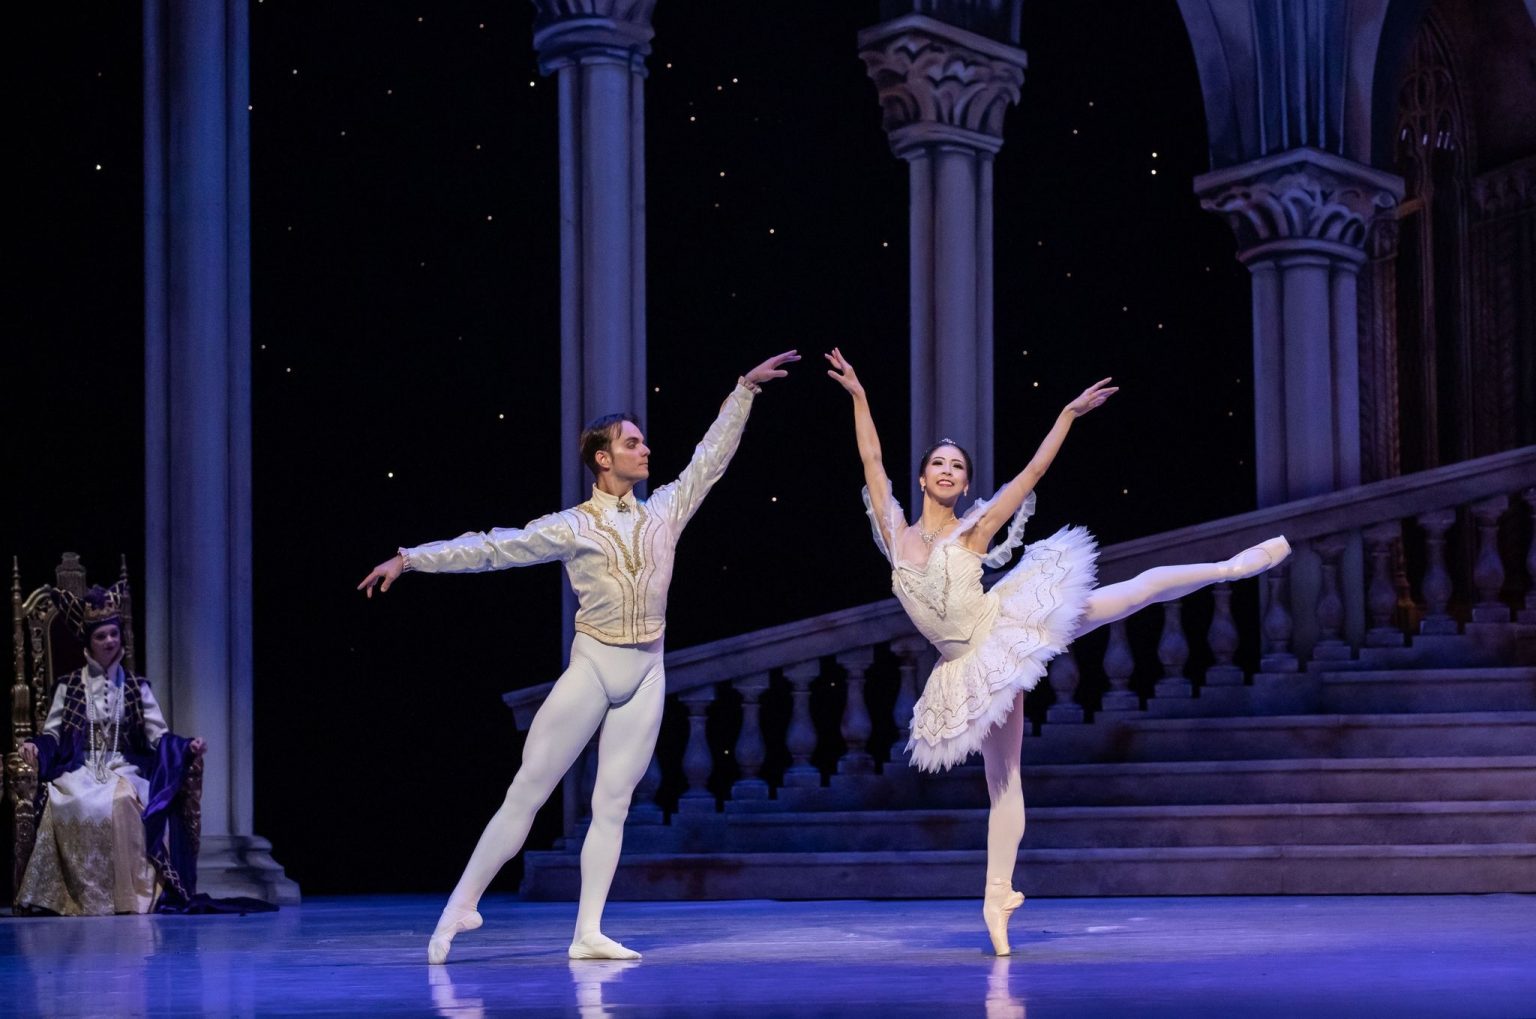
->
xmin=16 ymin=584 xmax=205 ymax=914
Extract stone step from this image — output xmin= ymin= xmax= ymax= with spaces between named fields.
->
xmin=613 ymin=800 xmax=1536 ymax=853
xmin=1318 ymin=667 xmax=1536 ymax=713
xmin=521 ymin=843 xmax=1536 ymax=899
xmin=1010 ymin=710 xmax=1536 ymax=766
xmin=749 ymin=755 xmax=1536 ymax=812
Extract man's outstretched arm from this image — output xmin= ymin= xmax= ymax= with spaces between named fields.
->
xmin=357 ymin=511 xmax=572 ymax=597
xmin=650 ymin=349 xmax=799 ymax=528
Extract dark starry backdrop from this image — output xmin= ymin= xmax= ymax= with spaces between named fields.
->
xmin=7 ymin=1 xmax=1253 ymax=893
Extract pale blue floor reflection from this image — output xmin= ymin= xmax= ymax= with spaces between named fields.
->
xmin=2 ymin=895 xmax=1533 ymax=1017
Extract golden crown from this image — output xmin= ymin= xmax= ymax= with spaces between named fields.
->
xmin=53 ymin=583 xmax=125 ymax=644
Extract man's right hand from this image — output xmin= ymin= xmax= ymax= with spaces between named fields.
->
xmin=19 ymin=742 xmax=37 ymax=766
xmin=357 ymin=554 xmax=405 ymax=598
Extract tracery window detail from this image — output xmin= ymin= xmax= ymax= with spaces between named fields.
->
xmin=1391 ymin=16 xmax=1472 ymax=473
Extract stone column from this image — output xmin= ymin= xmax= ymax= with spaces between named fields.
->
xmin=1197 ymin=148 xmax=1402 ymax=656
xmin=533 ymin=2 xmax=653 ymax=510
xmin=860 ymin=13 xmax=1027 ymax=504
xmin=532 ymin=1 xmax=654 ymax=651
xmin=143 ymin=0 xmax=296 ymax=903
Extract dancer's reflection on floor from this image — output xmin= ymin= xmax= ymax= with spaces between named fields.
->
xmin=570 ymin=959 xmax=640 ymax=1019
xmin=427 ymin=963 xmax=485 ymax=1019
xmin=985 ymin=956 xmax=1026 ymax=1019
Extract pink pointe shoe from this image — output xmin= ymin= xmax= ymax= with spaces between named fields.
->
xmin=983 ymin=880 xmax=1026 ymax=956
xmin=427 ymin=905 xmax=483 ymax=965
xmin=1222 ymin=535 xmax=1291 ymax=581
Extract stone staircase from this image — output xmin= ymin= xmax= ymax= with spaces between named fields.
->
xmin=524 ymin=705 xmax=1536 ymax=898
xmin=507 ymin=448 xmax=1536 ymax=898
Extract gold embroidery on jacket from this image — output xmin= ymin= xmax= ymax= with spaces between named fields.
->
xmin=579 ymin=502 xmax=648 ymax=578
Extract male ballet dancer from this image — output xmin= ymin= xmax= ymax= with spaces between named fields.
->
xmin=358 ymin=350 xmax=799 ymax=963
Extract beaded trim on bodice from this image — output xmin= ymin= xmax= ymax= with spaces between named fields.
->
xmin=894 ymin=547 xmax=952 ymax=619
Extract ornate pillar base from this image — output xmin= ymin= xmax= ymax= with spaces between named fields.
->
xmin=197 ymin=834 xmax=301 ymax=904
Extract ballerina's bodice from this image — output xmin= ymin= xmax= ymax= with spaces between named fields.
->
xmin=892 ymin=542 xmax=999 ymax=662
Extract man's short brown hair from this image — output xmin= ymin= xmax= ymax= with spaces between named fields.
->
xmin=580 ymin=412 xmax=641 ymax=478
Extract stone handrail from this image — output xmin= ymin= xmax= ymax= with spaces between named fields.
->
xmin=505 ymin=444 xmax=1536 ymax=726
xmin=1094 ymin=446 xmax=1536 ymax=581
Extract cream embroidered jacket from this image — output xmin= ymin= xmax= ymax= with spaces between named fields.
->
xmin=399 ymin=383 xmax=756 ymax=645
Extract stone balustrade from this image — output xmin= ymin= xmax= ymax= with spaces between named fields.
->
xmin=505 ymin=447 xmax=1536 ymax=832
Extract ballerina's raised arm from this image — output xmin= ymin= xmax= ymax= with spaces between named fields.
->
xmin=957 ymin=377 xmax=1118 ymax=553
xmin=825 ymin=346 xmax=902 ymax=551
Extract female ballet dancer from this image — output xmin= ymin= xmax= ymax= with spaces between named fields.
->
xmin=824 ymin=348 xmax=1289 ymax=955
xmin=359 ymin=350 xmax=799 ymax=964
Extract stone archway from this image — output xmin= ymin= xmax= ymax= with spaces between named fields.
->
xmin=1366 ymin=0 xmax=1536 ymax=479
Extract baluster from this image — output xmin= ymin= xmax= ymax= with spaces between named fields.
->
xmin=1312 ymin=533 xmax=1351 ymax=661
xmin=1470 ymin=496 xmax=1510 ymax=622
xmin=836 ymin=647 xmax=875 ymax=775
xmin=1393 ymin=537 xmax=1417 ymax=630
xmin=1364 ymin=521 xmax=1406 ymax=646
xmin=888 ymin=636 xmax=925 ymax=763
xmin=1204 ymin=582 xmax=1243 ymax=686
xmin=677 ymin=686 xmax=717 ymax=813
xmin=781 ymin=660 xmax=822 ymax=787
xmin=1099 ymin=619 xmax=1138 ymax=712
xmin=1260 ymin=563 xmax=1297 ymax=672
xmin=1522 ymin=489 xmax=1536 ymax=624
xmin=1416 ymin=508 xmax=1458 ymax=634
xmin=629 ymin=752 xmax=664 ymax=823
xmin=730 ymin=673 xmax=771 ymax=800
xmin=1045 ymin=649 xmax=1083 ymax=723
xmin=1154 ymin=600 xmax=1191 ymax=699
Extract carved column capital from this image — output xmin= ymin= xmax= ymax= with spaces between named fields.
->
xmin=1368 ymin=215 xmax=1400 ymax=261
xmin=858 ymin=14 xmax=1026 ymax=159
xmin=1195 ymin=148 xmax=1404 ymax=266
xmin=1472 ymin=156 xmax=1536 ymax=219
xmin=531 ymin=0 xmax=655 ymax=74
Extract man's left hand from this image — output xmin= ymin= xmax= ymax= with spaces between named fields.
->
xmin=745 ymin=350 xmax=801 ymax=387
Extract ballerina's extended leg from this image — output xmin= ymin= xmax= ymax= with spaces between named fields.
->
xmin=1074 ymin=535 xmax=1290 ymax=637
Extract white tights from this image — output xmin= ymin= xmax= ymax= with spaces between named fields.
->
xmin=443 ymin=632 xmax=665 ymax=943
xmin=979 ymin=553 xmax=1263 ymax=889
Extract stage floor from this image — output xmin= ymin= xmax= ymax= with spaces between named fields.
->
xmin=3 ymin=894 xmax=1533 ymax=1017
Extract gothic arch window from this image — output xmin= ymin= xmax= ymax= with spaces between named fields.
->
xmin=1391 ymin=13 xmax=1473 ymax=474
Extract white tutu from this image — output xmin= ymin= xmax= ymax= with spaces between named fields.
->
xmin=906 ymin=525 xmax=1098 ymax=772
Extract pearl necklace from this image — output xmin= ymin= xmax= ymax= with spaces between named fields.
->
xmin=86 ymin=672 xmax=124 ymax=785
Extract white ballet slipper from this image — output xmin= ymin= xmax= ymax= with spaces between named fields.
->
xmin=568 ymin=932 xmax=642 ymax=961
xmin=983 ymin=880 xmax=1025 ymax=956
xmin=1222 ymin=535 xmax=1291 ymax=581
xmin=427 ymin=905 xmax=483 ymax=965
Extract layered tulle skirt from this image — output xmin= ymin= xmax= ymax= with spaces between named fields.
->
xmin=906 ymin=525 xmax=1099 ymax=772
